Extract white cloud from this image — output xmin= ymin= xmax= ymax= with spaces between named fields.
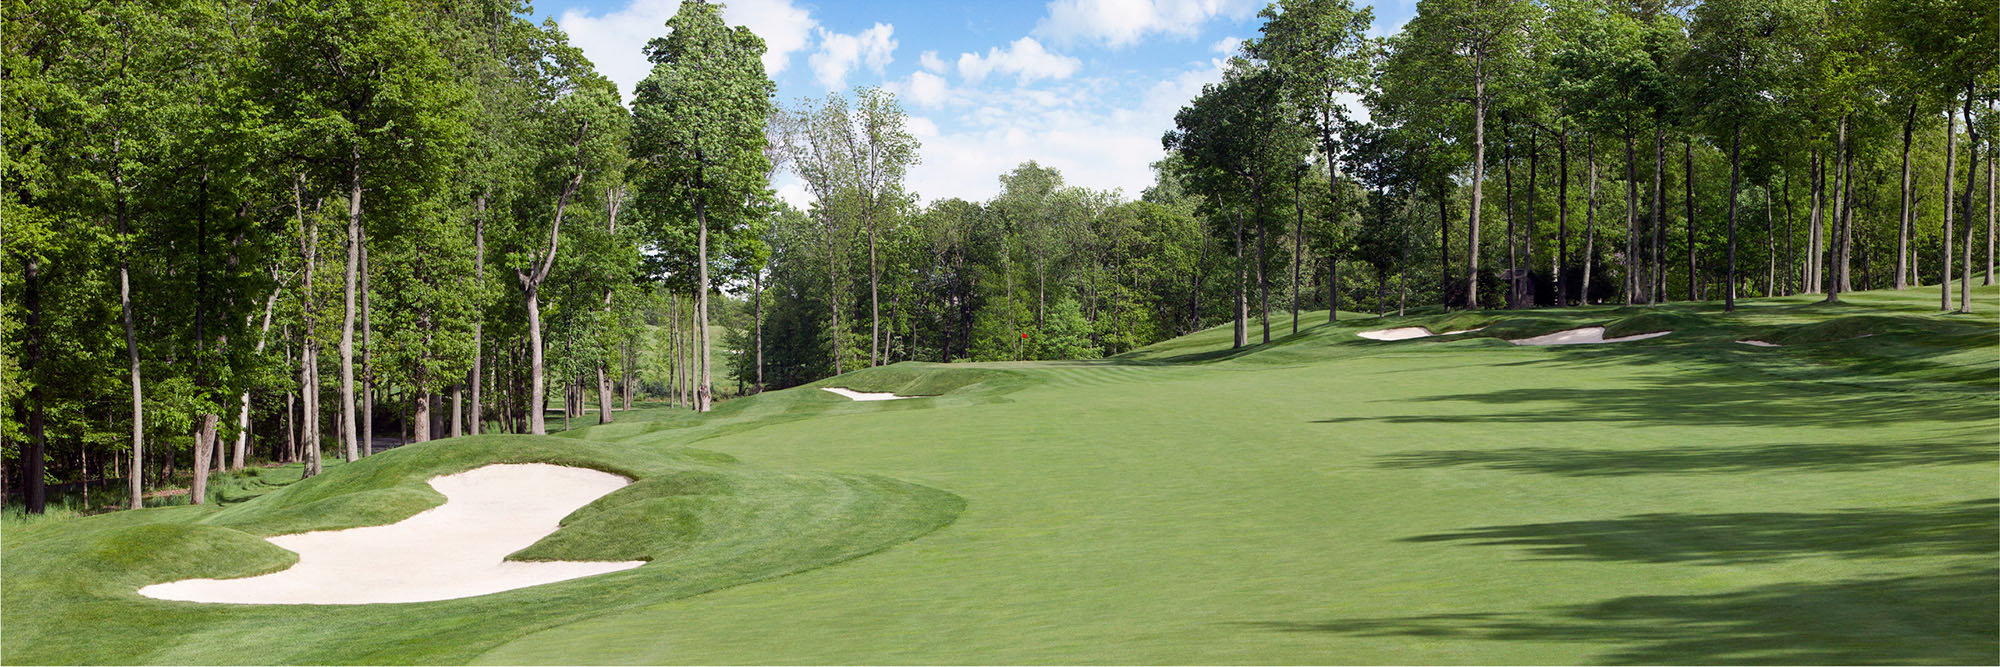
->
xmin=920 ymin=50 xmax=948 ymax=74
xmin=956 ymin=37 xmax=1082 ymax=85
xmin=1210 ymin=35 xmax=1241 ymax=56
xmin=904 ymin=70 xmax=951 ymax=107
xmin=900 ymin=59 xmax=1228 ymax=205
xmin=559 ymin=0 xmax=818 ymax=101
xmin=1035 ymin=0 xmax=1259 ymax=49
xmin=809 ymin=23 xmax=897 ymax=90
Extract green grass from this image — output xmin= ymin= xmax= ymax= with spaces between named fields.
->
xmin=5 ymin=284 xmax=1995 ymax=665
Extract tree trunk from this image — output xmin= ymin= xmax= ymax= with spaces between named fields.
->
xmin=1557 ymin=136 xmax=1570 ymax=307
xmin=360 ymin=232 xmax=373 ymax=456
xmin=1650 ymin=125 xmax=1665 ymax=304
xmin=234 ymin=280 xmax=282 ymax=469
xmin=1624 ymin=132 xmax=1638 ymax=305
xmin=340 ymin=155 xmax=362 ymax=461
xmin=20 ymin=260 xmax=46 ymax=513
xmin=1808 ymin=148 xmax=1823 ymax=294
xmin=1526 ymin=132 xmax=1540 ymax=308
xmin=1467 ymin=63 xmax=1487 ymax=308
xmin=1258 ymin=217 xmax=1270 ymax=344
xmin=754 ymin=271 xmax=764 ymax=392
xmin=597 ymin=365 xmax=613 ymax=424
xmin=1583 ymin=135 xmax=1599 ymax=305
xmin=1293 ymin=171 xmax=1303 ymax=331
xmin=1765 ymin=183 xmax=1776 ymax=297
xmin=413 ymin=389 xmax=432 ymax=443
xmin=1438 ymin=182 xmax=1451 ymax=308
xmin=1234 ymin=207 xmax=1247 ymax=348
xmin=1686 ymin=139 xmax=1697 ymax=301
xmin=870 ymin=217 xmax=880 ymax=367
xmin=1960 ymin=88 xmax=1978 ymax=313
xmin=118 ymin=203 xmax=144 ymax=509
xmin=527 ymin=287 xmax=548 ymax=432
xmin=1504 ymin=126 xmax=1517 ymax=307
xmin=1987 ymin=118 xmax=1996 ymax=286
xmin=1825 ymin=120 xmax=1846 ymax=303
xmin=1783 ymin=167 xmax=1795 ymax=295
xmin=190 ymin=413 xmax=217 ymax=505
xmin=1897 ymin=102 xmax=1915 ymax=289
xmin=470 ymin=195 xmax=485 ymax=436
xmin=1720 ymin=124 xmax=1736 ymax=313
xmin=1943 ymin=107 xmax=1957 ymax=310
xmin=695 ymin=191 xmax=712 ymax=412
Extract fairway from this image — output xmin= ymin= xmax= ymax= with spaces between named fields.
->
xmin=6 ymin=287 xmax=1993 ymax=665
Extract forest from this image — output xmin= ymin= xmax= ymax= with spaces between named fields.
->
xmin=3 ymin=0 xmax=1995 ymax=515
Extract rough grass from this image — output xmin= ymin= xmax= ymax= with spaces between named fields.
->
xmin=4 ymin=284 xmax=1995 ymax=665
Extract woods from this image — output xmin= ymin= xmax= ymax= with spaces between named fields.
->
xmin=4 ymin=0 xmax=1997 ymax=514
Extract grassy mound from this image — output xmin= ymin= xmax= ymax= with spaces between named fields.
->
xmin=1 ymin=436 xmax=962 ymax=665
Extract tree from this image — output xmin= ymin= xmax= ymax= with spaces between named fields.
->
xmin=630 ymin=0 xmax=775 ymax=413
xmin=1385 ymin=0 xmax=1532 ymax=308
xmin=1246 ymin=0 xmax=1375 ymax=323
xmin=1687 ymin=0 xmax=1798 ymax=312
xmin=847 ymin=87 xmax=920 ymax=366
xmin=502 ymin=22 xmax=625 ymax=434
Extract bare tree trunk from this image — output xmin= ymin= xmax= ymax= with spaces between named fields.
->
xmin=233 ymin=279 xmax=281 ymax=469
xmin=1557 ymin=136 xmax=1570 ymax=306
xmin=118 ymin=196 xmax=145 ymax=509
xmin=1686 ymin=139 xmax=1697 ymax=301
xmin=1233 ymin=207 xmax=1247 ymax=348
xmin=1988 ymin=120 xmax=1996 ymax=285
xmin=1943 ymin=107 xmax=1957 ymax=310
xmin=1503 ymin=128 xmax=1517 ymax=307
xmin=695 ymin=192 xmax=712 ymax=412
xmin=597 ymin=366 xmax=613 ymax=424
xmin=20 ymin=260 xmax=46 ymax=513
xmin=451 ymin=384 xmax=463 ymax=438
xmin=1825 ymin=121 xmax=1846 ymax=303
xmin=1897 ymin=103 xmax=1915 ymax=289
xmin=1651 ymin=126 xmax=1666 ymax=304
xmin=1765 ymin=184 xmax=1776 ymax=297
xmin=413 ymin=388 xmax=432 ymax=443
xmin=362 ymin=233 xmax=376 ymax=456
xmin=1292 ymin=171 xmax=1303 ymax=331
xmin=1808 ymin=148 xmax=1823 ymax=294
xmin=190 ymin=413 xmax=217 ymax=505
xmin=754 ymin=271 xmax=764 ymax=392
xmin=1258 ymin=217 xmax=1270 ymax=344
xmin=1527 ymin=132 xmax=1540 ymax=308
xmin=1467 ymin=63 xmax=1487 ymax=308
xmin=470 ymin=195 xmax=485 ymax=436
xmin=1583 ymin=135 xmax=1600 ymax=305
xmin=340 ymin=154 xmax=362 ymax=461
xmin=1960 ymin=88 xmax=1978 ymax=313
xmin=1624 ymin=132 xmax=1638 ymax=305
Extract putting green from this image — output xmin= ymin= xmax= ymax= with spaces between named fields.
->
xmin=4 ymin=286 xmax=1994 ymax=665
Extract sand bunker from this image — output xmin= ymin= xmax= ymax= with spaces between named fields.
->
xmin=1507 ymin=327 xmax=1672 ymax=346
xmin=138 ymin=464 xmax=643 ymax=605
xmin=1736 ymin=340 xmax=1780 ymax=347
xmin=1356 ymin=326 xmax=1486 ymax=341
xmin=821 ymin=387 xmax=920 ymax=401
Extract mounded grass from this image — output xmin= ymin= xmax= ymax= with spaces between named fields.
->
xmin=1 ymin=437 xmax=962 ymax=664
xmin=4 ymin=284 xmax=1994 ymax=665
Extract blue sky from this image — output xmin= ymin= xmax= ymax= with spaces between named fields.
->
xmin=539 ymin=0 xmax=1419 ymax=205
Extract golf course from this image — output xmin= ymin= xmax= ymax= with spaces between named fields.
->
xmin=5 ymin=286 xmax=1993 ymax=665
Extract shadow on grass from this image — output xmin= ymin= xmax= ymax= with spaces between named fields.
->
xmin=1375 ymin=440 xmax=1997 ymax=477
xmin=1241 ymin=567 xmax=1999 ymax=665
xmin=1400 ymin=499 xmax=1997 ymax=565
xmin=1314 ymin=378 xmax=1989 ymax=428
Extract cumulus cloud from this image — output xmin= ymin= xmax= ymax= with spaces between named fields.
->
xmin=809 ymin=23 xmax=897 ymax=90
xmin=900 ymin=58 xmax=1228 ymax=204
xmin=559 ymin=0 xmax=817 ymax=100
xmin=919 ymin=50 xmax=948 ymax=74
xmin=1035 ymin=0 xmax=1259 ymax=48
xmin=904 ymin=70 xmax=951 ymax=107
xmin=1210 ymin=35 xmax=1241 ymax=55
xmin=955 ymin=37 xmax=1082 ymax=85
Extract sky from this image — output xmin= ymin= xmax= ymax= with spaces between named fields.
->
xmin=539 ymin=0 xmax=1421 ymax=207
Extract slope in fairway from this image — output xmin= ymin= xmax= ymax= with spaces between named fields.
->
xmin=4 ymin=287 xmax=1995 ymax=665
xmin=482 ymin=288 xmax=1998 ymax=665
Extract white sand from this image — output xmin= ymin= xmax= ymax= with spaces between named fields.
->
xmin=1356 ymin=326 xmax=1486 ymax=341
xmin=1736 ymin=340 xmax=1780 ymax=347
xmin=1507 ymin=327 xmax=1672 ymax=346
xmin=821 ymin=387 xmax=920 ymax=401
xmin=138 ymin=464 xmax=644 ymax=605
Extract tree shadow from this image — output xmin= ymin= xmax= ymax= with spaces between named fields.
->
xmin=1239 ymin=567 xmax=1999 ymax=664
xmin=1399 ymin=500 xmax=1997 ymax=565
xmin=1312 ymin=378 xmax=1988 ymax=428
xmin=1374 ymin=440 xmax=1997 ymax=477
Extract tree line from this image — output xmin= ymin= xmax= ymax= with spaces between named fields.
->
xmin=5 ymin=0 xmax=1997 ymax=513
xmin=2 ymin=0 xmax=767 ymax=513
